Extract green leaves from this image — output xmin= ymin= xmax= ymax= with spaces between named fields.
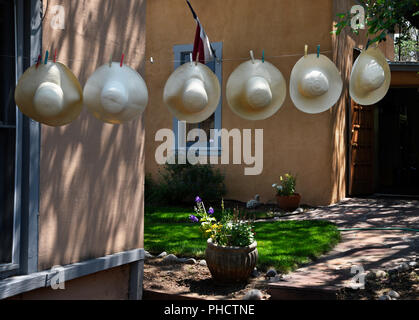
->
xmin=334 ymin=0 xmax=419 ymax=46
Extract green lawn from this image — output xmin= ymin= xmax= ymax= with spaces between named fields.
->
xmin=145 ymin=206 xmax=274 ymax=223
xmin=144 ymin=210 xmax=341 ymax=273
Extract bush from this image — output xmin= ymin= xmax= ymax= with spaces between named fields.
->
xmin=146 ymin=163 xmax=226 ymax=206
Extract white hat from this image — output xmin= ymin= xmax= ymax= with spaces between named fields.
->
xmin=290 ymin=54 xmax=343 ymax=114
xmin=350 ymin=46 xmax=391 ymax=106
xmin=14 ymin=62 xmax=83 ymax=127
xmin=226 ymin=59 xmax=287 ymax=120
xmin=163 ymin=61 xmax=221 ymax=124
xmin=83 ymin=62 xmax=148 ymax=124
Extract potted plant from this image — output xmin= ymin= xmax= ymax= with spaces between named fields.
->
xmin=272 ymin=173 xmax=301 ymax=211
xmin=189 ymin=197 xmax=258 ymax=284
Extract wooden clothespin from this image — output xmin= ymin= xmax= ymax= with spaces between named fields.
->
xmin=304 ymin=45 xmax=308 ymax=57
xmin=36 ymin=53 xmax=42 ymax=68
xmin=365 ymin=39 xmax=371 ymax=50
xmin=250 ymin=50 xmax=255 ymax=64
xmin=195 ymin=51 xmax=200 ymax=65
xmin=44 ymin=50 xmax=49 ymax=65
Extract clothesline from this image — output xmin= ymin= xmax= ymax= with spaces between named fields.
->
xmin=0 ymin=50 xmax=334 ymax=66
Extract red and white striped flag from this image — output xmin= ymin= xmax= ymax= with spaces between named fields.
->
xmin=186 ymin=0 xmax=216 ymax=64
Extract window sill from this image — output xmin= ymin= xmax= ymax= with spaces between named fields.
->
xmin=0 ymin=264 xmax=19 ymax=273
xmin=0 ymin=248 xmax=144 ymax=299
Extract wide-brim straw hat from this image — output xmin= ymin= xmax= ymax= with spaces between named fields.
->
xmin=290 ymin=54 xmax=343 ymax=114
xmin=226 ymin=59 xmax=287 ymax=121
xmin=14 ymin=62 xmax=83 ymax=127
xmin=163 ymin=61 xmax=221 ymax=124
xmin=83 ymin=62 xmax=148 ymax=124
xmin=350 ymin=46 xmax=391 ymax=106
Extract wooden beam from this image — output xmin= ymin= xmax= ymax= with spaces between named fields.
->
xmin=0 ymin=248 xmax=144 ymax=300
xmin=128 ymin=260 xmax=144 ymax=300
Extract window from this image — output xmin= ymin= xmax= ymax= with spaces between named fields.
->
xmin=172 ymin=42 xmax=222 ymax=156
xmin=0 ymin=0 xmax=19 ymax=277
xmin=0 ymin=0 xmax=41 ymax=279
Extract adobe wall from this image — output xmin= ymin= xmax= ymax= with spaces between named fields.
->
xmin=39 ymin=0 xmax=146 ymax=272
xmin=145 ymin=0 xmax=340 ymax=206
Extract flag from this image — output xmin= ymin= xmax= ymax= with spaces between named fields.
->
xmin=186 ymin=0 xmax=216 ymax=64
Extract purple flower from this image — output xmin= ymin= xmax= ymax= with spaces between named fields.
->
xmin=195 ymin=196 xmax=202 ymax=203
xmin=208 ymin=207 xmax=214 ymax=215
xmin=189 ymin=215 xmax=199 ymax=223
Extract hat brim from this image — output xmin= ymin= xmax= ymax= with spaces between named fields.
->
xmin=226 ymin=60 xmax=287 ymax=121
xmin=14 ymin=62 xmax=83 ymax=127
xmin=290 ymin=54 xmax=343 ymax=114
xmin=83 ymin=62 xmax=148 ymax=124
xmin=349 ymin=47 xmax=391 ymax=106
xmin=163 ymin=62 xmax=221 ymax=124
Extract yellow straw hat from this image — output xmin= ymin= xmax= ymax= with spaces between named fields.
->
xmin=226 ymin=58 xmax=287 ymax=121
xmin=83 ymin=62 xmax=148 ymax=124
xmin=14 ymin=62 xmax=83 ymax=127
xmin=350 ymin=46 xmax=391 ymax=106
xmin=290 ymin=53 xmax=343 ymax=114
xmin=163 ymin=61 xmax=221 ymax=124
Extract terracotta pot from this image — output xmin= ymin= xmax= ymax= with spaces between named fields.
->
xmin=205 ymin=238 xmax=258 ymax=284
xmin=276 ymin=193 xmax=301 ymax=211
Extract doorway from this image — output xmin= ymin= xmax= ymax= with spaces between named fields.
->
xmin=376 ymin=88 xmax=419 ymax=195
xmin=349 ymin=87 xmax=419 ymax=196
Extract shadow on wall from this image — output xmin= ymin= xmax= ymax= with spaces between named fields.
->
xmin=39 ymin=0 xmax=146 ymax=270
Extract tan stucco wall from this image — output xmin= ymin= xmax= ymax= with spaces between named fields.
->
xmin=145 ymin=0 xmax=343 ymax=206
xmin=9 ymin=265 xmax=130 ymax=300
xmin=40 ymin=0 xmax=146 ymax=270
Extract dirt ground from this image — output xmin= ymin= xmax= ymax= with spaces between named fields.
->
xmin=144 ymin=258 xmax=418 ymax=300
xmin=338 ymin=268 xmax=419 ymax=300
xmin=143 ymin=258 xmax=271 ymax=300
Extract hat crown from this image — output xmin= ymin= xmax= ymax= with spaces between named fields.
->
xmin=299 ymin=69 xmax=329 ymax=98
xmin=101 ymin=80 xmax=129 ymax=114
xmin=245 ymin=76 xmax=273 ymax=109
xmin=182 ymin=78 xmax=208 ymax=112
xmin=359 ymin=59 xmax=385 ymax=92
xmin=33 ymin=82 xmax=64 ymax=117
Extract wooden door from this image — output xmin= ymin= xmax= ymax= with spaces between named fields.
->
xmin=349 ymin=101 xmax=375 ymax=195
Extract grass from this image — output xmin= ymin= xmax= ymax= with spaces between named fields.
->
xmin=145 ymin=210 xmax=341 ymax=273
xmin=145 ymin=206 xmax=274 ymax=223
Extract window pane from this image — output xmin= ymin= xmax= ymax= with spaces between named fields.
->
xmin=0 ymin=0 xmax=16 ymax=264
xmin=0 ymin=130 xmax=15 ymax=264
xmin=0 ymin=0 xmax=16 ymax=126
xmin=180 ymin=51 xmax=216 ymax=144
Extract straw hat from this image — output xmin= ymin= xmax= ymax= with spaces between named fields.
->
xmin=14 ymin=62 xmax=83 ymax=127
xmin=163 ymin=61 xmax=221 ymax=124
xmin=350 ymin=46 xmax=391 ymax=105
xmin=83 ymin=62 xmax=148 ymax=124
xmin=290 ymin=54 xmax=343 ymax=114
xmin=226 ymin=59 xmax=287 ymax=121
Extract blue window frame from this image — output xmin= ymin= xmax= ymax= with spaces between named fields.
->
xmin=0 ymin=0 xmax=40 ymax=279
xmin=172 ymin=42 xmax=222 ymax=156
